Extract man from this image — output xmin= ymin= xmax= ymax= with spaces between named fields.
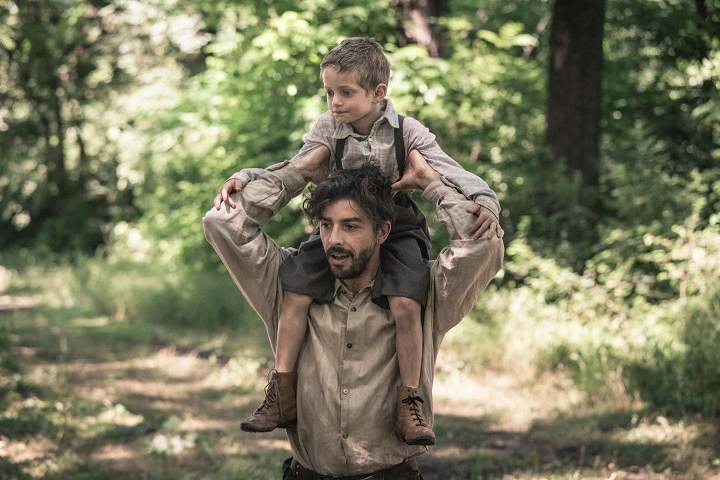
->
xmin=203 ymin=150 xmax=504 ymax=479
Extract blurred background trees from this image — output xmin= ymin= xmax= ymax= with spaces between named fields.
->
xmin=1 ymin=0 xmax=719 ymax=415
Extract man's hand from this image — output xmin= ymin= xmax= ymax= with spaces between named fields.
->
xmin=391 ymin=149 xmax=441 ymax=191
xmin=393 ymin=150 xmax=503 ymax=240
xmin=213 ymin=174 xmax=250 ymax=210
xmin=465 ymin=204 xmax=504 ymax=239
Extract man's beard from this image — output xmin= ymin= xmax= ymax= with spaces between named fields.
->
xmin=325 ymin=243 xmax=376 ymax=279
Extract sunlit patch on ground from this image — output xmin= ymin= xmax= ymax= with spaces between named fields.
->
xmin=1 ymin=298 xmax=719 ymax=479
xmin=0 ymin=435 xmax=56 ymax=463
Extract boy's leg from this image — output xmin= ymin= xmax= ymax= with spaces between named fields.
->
xmin=388 ymin=296 xmax=422 ymax=389
xmin=389 ymin=295 xmax=435 ymax=446
xmin=241 ymin=293 xmax=311 ymax=433
xmin=242 ymin=232 xmax=333 ymax=434
xmin=275 ymin=292 xmax=313 ymax=372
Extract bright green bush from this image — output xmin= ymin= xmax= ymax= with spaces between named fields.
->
xmin=72 ymin=258 xmax=253 ymax=330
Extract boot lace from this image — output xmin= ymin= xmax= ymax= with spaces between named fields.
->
xmin=401 ymin=394 xmax=428 ymax=427
xmin=254 ymin=370 xmax=278 ymax=415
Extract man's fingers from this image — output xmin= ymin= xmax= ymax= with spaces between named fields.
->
xmin=483 ymin=222 xmax=504 ymax=239
xmin=466 ymin=204 xmax=502 ymax=239
xmin=465 ymin=204 xmax=482 ymax=214
xmin=472 ymin=216 xmax=492 ymax=239
xmin=213 ymin=193 xmax=222 ymax=210
xmin=226 ymin=189 xmax=237 ymax=208
xmin=391 ymin=179 xmax=407 ymax=191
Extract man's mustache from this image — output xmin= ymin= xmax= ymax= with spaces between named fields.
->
xmin=326 ymin=245 xmax=353 ymax=257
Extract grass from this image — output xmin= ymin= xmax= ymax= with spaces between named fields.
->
xmin=1 ymin=261 xmax=719 ymax=479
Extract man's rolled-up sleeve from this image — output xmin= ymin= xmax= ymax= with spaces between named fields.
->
xmin=422 ymin=178 xmax=504 ymax=336
xmin=202 ymin=165 xmax=306 ymax=351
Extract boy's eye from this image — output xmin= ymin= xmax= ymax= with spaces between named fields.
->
xmin=342 ymin=90 xmax=352 ymax=97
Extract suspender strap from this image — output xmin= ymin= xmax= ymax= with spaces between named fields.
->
xmin=394 ymin=115 xmax=406 ymax=176
xmin=334 ymin=137 xmax=346 ymax=171
xmin=333 ymin=114 xmax=405 ymax=173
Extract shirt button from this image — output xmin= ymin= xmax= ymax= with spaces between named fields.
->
xmin=346 ymin=343 xmax=352 ymax=349
xmin=350 ymin=306 xmax=357 ymax=312
xmin=342 ymin=387 xmax=349 ymax=395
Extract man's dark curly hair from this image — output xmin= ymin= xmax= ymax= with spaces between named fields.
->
xmin=304 ymin=164 xmax=394 ymax=232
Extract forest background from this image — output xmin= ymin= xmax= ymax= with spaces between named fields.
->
xmin=1 ymin=0 xmax=719 ymax=479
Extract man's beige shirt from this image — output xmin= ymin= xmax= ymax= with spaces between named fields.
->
xmin=203 ymin=164 xmax=504 ymax=476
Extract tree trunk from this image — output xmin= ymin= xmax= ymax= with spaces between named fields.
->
xmin=394 ymin=0 xmax=447 ymax=57
xmin=546 ymin=0 xmax=606 ymax=187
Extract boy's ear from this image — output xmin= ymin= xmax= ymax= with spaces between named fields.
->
xmin=373 ymin=83 xmax=388 ymax=102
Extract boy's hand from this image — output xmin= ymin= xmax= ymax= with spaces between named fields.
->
xmin=466 ymin=204 xmax=504 ymax=239
xmin=391 ymin=150 xmax=440 ymax=191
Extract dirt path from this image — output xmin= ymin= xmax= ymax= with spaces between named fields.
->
xmin=2 ymin=303 xmax=718 ymax=479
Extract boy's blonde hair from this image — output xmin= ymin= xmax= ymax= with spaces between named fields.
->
xmin=320 ymin=37 xmax=390 ymax=92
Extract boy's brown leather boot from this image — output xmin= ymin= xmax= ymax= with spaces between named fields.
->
xmin=241 ymin=370 xmax=297 ymax=432
xmin=394 ymin=385 xmax=436 ymax=445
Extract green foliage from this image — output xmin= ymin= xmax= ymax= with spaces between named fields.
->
xmin=2 ymin=0 xmax=720 ymax=422
xmin=626 ymin=280 xmax=720 ymax=416
xmin=72 ymin=257 xmax=253 ymax=329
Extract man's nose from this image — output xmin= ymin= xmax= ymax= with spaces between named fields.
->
xmin=327 ymin=225 xmax=345 ymax=246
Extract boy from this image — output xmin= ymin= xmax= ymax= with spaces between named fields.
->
xmin=216 ymin=37 xmax=500 ymax=446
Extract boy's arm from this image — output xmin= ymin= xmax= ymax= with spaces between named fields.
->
xmin=214 ymin=145 xmax=330 ymax=210
xmin=403 ymin=117 xmax=501 ymax=220
xmin=217 ymin=113 xmax=335 ymax=208
xmin=202 ymin=164 xmax=307 ymax=352
xmin=395 ymin=150 xmax=504 ymax=336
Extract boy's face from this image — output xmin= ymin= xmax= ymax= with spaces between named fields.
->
xmin=321 ymin=67 xmax=386 ymax=129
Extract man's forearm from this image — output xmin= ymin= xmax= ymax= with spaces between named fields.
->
xmin=209 ymin=164 xmax=307 ymax=244
xmin=423 ymin=177 xmax=504 ymax=335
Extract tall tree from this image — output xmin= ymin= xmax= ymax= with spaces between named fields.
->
xmin=546 ymin=0 xmax=606 ymax=187
xmin=394 ymin=0 xmax=448 ymax=57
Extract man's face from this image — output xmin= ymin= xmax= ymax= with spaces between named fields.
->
xmin=318 ymin=198 xmax=388 ymax=279
xmin=321 ymin=67 xmax=381 ymax=127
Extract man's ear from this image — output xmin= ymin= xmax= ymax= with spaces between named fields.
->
xmin=377 ymin=220 xmax=391 ymax=245
xmin=373 ymin=83 xmax=387 ymax=103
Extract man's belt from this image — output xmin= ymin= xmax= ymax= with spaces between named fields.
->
xmin=290 ymin=458 xmax=418 ymax=480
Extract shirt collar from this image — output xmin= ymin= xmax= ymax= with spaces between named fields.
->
xmin=332 ymin=278 xmax=376 ymax=300
xmin=332 ymin=99 xmax=400 ymax=139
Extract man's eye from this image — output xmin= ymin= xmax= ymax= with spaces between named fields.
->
xmin=345 ymin=224 xmax=358 ymax=230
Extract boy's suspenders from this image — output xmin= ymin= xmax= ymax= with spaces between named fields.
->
xmin=334 ymin=115 xmax=406 ymax=176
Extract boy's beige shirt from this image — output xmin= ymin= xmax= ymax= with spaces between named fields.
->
xmin=232 ymin=99 xmax=501 ymax=219
xmin=203 ymin=164 xmax=504 ymax=476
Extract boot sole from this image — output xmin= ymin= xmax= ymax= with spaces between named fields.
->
xmin=405 ymin=436 xmax=436 ymax=446
xmin=240 ymin=422 xmax=275 ymax=432
xmin=240 ymin=420 xmax=296 ymax=432
xmin=397 ymin=431 xmax=436 ymax=446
